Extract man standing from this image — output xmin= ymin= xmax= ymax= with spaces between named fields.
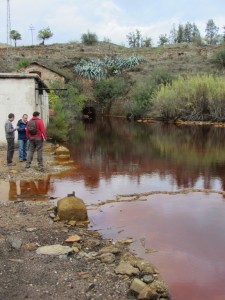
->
xmin=17 ymin=114 xmax=29 ymax=162
xmin=25 ymin=111 xmax=47 ymax=171
xmin=5 ymin=113 xmax=18 ymax=166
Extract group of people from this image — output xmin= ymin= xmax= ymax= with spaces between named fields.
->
xmin=4 ymin=111 xmax=47 ymax=171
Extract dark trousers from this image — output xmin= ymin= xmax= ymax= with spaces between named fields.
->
xmin=6 ymin=138 xmax=15 ymax=164
xmin=26 ymin=138 xmax=43 ymax=167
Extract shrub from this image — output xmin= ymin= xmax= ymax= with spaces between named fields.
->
xmin=152 ymin=74 xmax=225 ymax=121
xmin=210 ymin=49 xmax=225 ymax=69
xmin=17 ymin=58 xmax=31 ymax=70
xmin=94 ymin=77 xmax=129 ymax=113
xmin=81 ymin=31 xmax=98 ymax=45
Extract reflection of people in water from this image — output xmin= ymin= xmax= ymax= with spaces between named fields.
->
xmin=8 ymin=176 xmax=51 ymax=201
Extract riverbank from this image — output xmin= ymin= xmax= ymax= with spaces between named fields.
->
xmin=0 ymin=142 xmax=171 ymax=300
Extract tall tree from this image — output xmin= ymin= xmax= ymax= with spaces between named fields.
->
xmin=169 ymin=24 xmax=177 ymax=44
xmin=205 ymin=19 xmax=219 ymax=44
xmin=9 ymin=30 xmax=21 ymax=47
xmin=177 ymin=24 xmax=184 ymax=43
xmin=158 ymin=34 xmax=169 ymax=46
xmin=37 ymin=27 xmax=53 ymax=45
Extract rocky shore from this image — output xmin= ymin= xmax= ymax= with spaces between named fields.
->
xmin=0 ymin=143 xmax=171 ymax=300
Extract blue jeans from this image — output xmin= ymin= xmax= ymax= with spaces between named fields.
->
xmin=18 ymin=139 xmax=29 ymax=161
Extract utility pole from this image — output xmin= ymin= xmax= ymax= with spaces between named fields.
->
xmin=29 ymin=24 xmax=35 ymax=45
xmin=6 ymin=0 xmax=11 ymax=45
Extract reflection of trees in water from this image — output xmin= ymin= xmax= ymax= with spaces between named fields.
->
xmin=8 ymin=176 xmax=51 ymax=201
xmin=67 ymin=119 xmax=225 ymax=189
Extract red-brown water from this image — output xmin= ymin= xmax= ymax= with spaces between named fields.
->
xmin=3 ymin=118 xmax=225 ymax=299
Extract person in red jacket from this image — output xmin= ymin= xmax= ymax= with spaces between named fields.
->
xmin=25 ymin=111 xmax=47 ymax=171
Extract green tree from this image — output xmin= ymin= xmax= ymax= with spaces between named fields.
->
xmin=127 ymin=29 xmax=151 ymax=48
xmin=81 ymin=31 xmax=98 ymax=45
xmin=205 ymin=19 xmax=219 ymax=44
xmin=177 ymin=24 xmax=184 ymax=43
xmin=158 ymin=34 xmax=169 ymax=46
xmin=169 ymin=24 xmax=177 ymax=44
xmin=37 ymin=27 xmax=53 ymax=45
xmin=9 ymin=30 xmax=21 ymax=47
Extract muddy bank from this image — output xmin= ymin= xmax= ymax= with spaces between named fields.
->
xmin=0 ymin=143 xmax=171 ymax=299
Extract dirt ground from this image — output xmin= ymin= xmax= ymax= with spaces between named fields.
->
xmin=0 ymin=143 xmax=170 ymax=300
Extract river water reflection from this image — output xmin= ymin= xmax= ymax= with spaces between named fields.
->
xmin=6 ymin=118 xmax=225 ymax=299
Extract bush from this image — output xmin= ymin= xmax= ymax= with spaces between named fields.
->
xmin=210 ymin=49 xmax=225 ymax=69
xmin=81 ymin=31 xmax=98 ymax=45
xmin=152 ymin=74 xmax=225 ymax=121
xmin=94 ymin=77 xmax=129 ymax=113
xmin=17 ymin=58 xmax=31 ymax=70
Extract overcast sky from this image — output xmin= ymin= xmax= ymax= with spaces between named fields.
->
xmin=0 ymin=0 xmax=224 ymax=46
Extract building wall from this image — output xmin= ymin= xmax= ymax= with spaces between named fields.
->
xmin=0 ymin=77 xmax=49 ymax=145
xmin=24 ymin=65 xmax=65 ymax=86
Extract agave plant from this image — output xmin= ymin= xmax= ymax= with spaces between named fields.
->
xmin=74 ymin=55 xmax=145 ymax=80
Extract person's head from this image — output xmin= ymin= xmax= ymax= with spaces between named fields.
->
xmin=8 ymin=113 xmax=15 ymax=121
xmin=22 ymin=114 xmax=28 ymax=122
xmin=33 ymin=111 xmax=40 ymax=117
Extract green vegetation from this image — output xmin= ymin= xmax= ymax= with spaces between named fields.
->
xmin=9 ymin=30 xmax=21 ymax=47
xmin=127 ymin=68 xmax=174 ymax=118
xmin=17 ymin=58 xmax=31 ymax=70
xmin=94 ymin=77 xmax=129 ymax=113
xmin=37 ymin=27 xmax=53 ymax=45
xmin=74 ymin=55 xmax=145 ymax=80
xmin=81 ymin=31 xmax=98 ymax=45
xmin=210 ymin=49 xmax=225 ymax=69
xmin=152 ymin=74 xmax=225 ymax=121
xmin=47 ymin=82 xmax=87 ymax=141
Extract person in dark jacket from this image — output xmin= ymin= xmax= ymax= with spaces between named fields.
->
xmin=17 ymin=114 xmax=28 ymax=162
xmin=25 ymin=111 xmax=47 ymax=171
xmin=5 ymin=113 xmax=18 ymax=166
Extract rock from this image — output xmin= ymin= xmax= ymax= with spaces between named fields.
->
xmin=136 ymin=261 xmax=156 ymax=275
xmin=138 ymin=286 xmax=158 ymax=300
xmin=49 ymin=213 xmax=56 ymax=219
xmin=149 ymin=280 xmax=168 ymax=294
xmin=65 ymin=235 xmax=81 ymax=243
xmin=25 ymin=227 xmax=37 ymax=232
xmin=98 ymin=245 xmax=121 ymax=255
xmin=142 ymin=274 xmax=154 ymax=284
xmin=99 ymin=253 xmax=115 ymax=264
xmin=115 ymin=261 xmax=140 ymax=276
xmin=36 ymin=244 xmax=73 ymax=256
xmin=130 ymin=278 xmax=147 ymax=294
xmin=7 ymin=236 xmax=22 ymax=249
xmin=57 ymin=196 xmax=88 ymax=221
xmin=67 ymin=220 xmax=76 ymax=226
xmin=55 ymin=146 xmax=70 ymax=156
xmin=117 ymin=238 xmax=134 ymax=244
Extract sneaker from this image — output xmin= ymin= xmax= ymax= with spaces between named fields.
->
xmin=25 ymin=164 xmax=30 ymax=169
xmin=38 ymin=166 xmax=44 ymax=172
xmin=19 ymin=160 xmax=23 ymax=162
xmin=7 ymin=162 xmax=16 ymax=166
xmin=23 ymin=158 xmax=27 ymax=161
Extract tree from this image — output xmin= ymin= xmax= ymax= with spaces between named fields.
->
xmin=37 ymin=27 xmax=53 ymax=45
xmin=205 ymin=19 xmax=219 ymax=44
xmin=158 ymin=34 xmax=169 ymax=46
xmin=9 ymin=30 xmax=21 ymax=47
xmin=126 ymin=29 xmax=152 ymax=48
xmin=169 ymin=24 xmax=177 ymax=44
xmin=81 ymin=31 xmax=98 ymax=45
xmin=177 ymin=24 xmax=184 ymax=43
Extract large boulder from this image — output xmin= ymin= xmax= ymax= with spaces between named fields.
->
xmin=57 ymin=196 xmax=88 ymax=221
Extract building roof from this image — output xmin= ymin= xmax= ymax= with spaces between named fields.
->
xmin=23 ymin=62 xmax=66 ymax=79
xmin=0 ymin=73 xmax=49 ymax=93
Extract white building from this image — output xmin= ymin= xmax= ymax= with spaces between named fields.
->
xmin=0 ymin=73 xmax=49 ymax=145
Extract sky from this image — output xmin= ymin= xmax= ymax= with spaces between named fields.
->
xmin=0 ymin=0 xmax=224 ymax=46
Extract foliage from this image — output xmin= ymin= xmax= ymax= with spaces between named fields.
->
xmin=127 ymin=68 xmax=174 ymax=118
xmin=158 ymin=34 xmax=169 ymax=46
xmin=94 ymin=77 xmax=129 ymax=113
xmin=81 ymin=31 xmax=98 ymax=45
xmin=205 ymin=19 xmax=219 ymax=45
xmin=126 ymin=29 xmax=152 ymax=48
xmin=74 ymin=55 xmax=145 ymax=80
xmin=9 ymin=30 xmax=21 ymax=47
xmin=47 ymin=82 xmax=87 ymax=141
xmin=37 ymin=27 xmax=53 ymax=44
xmin=210 ymin=49 xmax=225 ymax=69
xmin=47 ymin=101 xmax=68 ymax=142
xmin=152 ymin=75 xmax=225 ymax=121
xmin=17 ymin=58 xmax=31 ymax=70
